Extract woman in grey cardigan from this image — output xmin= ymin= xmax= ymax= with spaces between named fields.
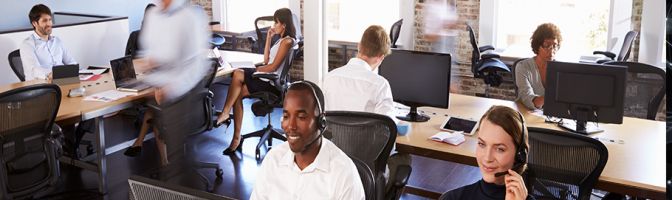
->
xmin=515 ymin=23 xmax=562 ymax=110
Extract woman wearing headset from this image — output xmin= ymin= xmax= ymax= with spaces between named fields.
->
xmin=441 ymin=105 xmax=533 ymax=200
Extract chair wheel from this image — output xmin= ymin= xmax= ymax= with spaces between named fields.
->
xmin=255 ymin=149 xmax=261 ymax=160
xmin=215 ymin=169 xmax=223 ymax=177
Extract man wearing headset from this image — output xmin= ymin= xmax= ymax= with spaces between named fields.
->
xmin=250 ymin=81 xmax=365 ymax=200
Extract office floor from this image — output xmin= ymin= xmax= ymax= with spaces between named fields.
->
xmin=46 ymin=84 xmax=493 ymax=200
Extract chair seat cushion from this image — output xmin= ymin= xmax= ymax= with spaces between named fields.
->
xmin=7 ymin=152 xmax=46 ymax=174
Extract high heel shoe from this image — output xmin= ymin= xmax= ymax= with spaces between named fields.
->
xmin=214 ymin=114 xmax=234 ymax=128
xmin=222 ymin=145 xmax=242 ymax=155
xmin=124 ymin=146 xmax=142 ymax=157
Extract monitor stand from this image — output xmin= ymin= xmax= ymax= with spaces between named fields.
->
xmin=558 ymin=120 xmax=604 ymax=135
xmin=397 ymin=106 xmax=430 ymax=122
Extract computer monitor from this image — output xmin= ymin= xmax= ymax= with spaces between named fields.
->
xmin=379 ymin=49 xmax=451 ymax=122
xmin=544 ymin=61 xmax=627 ymax=134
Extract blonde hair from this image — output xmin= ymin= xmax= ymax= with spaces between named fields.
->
xmin=359 ymin=25 xmax=391 ymax=57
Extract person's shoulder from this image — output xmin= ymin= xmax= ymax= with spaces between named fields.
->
xmin=439 ymin=181 xmax=479 ymax=200
xmin=20 ymin=35 xmax=35 ymax=47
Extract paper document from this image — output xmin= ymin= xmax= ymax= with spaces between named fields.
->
xmin=430 ymin=131 xmax=465 ymax=145
xmin=83 ymin=90 xmax=137 ymax=102
xmin=229 ymin=61 xmax=256 ymax=69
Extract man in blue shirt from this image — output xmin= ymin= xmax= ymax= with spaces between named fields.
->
xmin=20 ymin=4 xmax=77 ymax=81
xmin=20 ymin=4 xmax=90 ymax=159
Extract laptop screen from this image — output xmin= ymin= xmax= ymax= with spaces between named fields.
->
xmin=52 ymin=64 xmax=79 ymax=79
xmin=110 ymin=56 xmax=136 ymax=86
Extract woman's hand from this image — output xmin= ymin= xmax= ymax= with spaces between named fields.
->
xmin=505 ymin=169 xmax=528 ymax=200
xmin=267 ymin=28 xmax=277 ymax=39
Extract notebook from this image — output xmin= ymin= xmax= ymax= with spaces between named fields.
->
xmin=430 ymin=131 xmax=466 ymax=145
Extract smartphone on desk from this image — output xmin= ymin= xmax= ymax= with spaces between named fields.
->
xmin=440 ymin=117 xmax=478 ymax=135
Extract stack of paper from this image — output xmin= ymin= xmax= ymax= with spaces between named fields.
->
xmin=83 ymin=90 xmax=137 ymax=102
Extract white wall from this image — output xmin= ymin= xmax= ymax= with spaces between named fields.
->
xmin=638 ymin=0 xmax=666 ymax=68
xmin=0 ymin=19 xmax=129 ymax=84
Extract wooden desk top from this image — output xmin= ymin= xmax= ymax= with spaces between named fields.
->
xmin=395 ymin=93 xmax=665 ymax=198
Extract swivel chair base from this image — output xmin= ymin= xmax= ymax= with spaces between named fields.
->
xmin=240 ymin=124 xmax=286 ymax=160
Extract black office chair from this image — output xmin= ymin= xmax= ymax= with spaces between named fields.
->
xmin=604 ymin=61 xmax=665 ymax=120
xmin=238 ymin=48 xmax=295 ymax=160
xmin=350 ymin=156 xmax=375 ymax=200
xmin=150 ymin=60 xmax=222 ymax=192
xmin=0 ymin=84 xmax=63 ymax=199
xmin=7 ymin=49 xmax=25 ymax=82
xmin=466 ymin=24 xmax=509 ymax=87
xmin=525 ymin=127 xmax=608 ymax=200
xmin=247 ymin=16 xmax=277 ymax=54
xmin=125 ymin=30 xmax=141 ymax=58
xmin=511 ymin=57 xmax=528 ymax=96
xmin=390 ymin=19 xmax=403 ymax=48
xmin=209 ymin=21 xmax=227 ymax=49
xmin=324 ymin=111 xmax=412 ymax=200
xmin=594 ymin=31 xmax=638 ymax=64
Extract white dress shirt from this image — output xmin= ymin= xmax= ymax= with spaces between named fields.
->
xmin=323 ymin=58 xmax=395 ymax=118
xmin=139 ymin=4 xmax=210 ymax=100
xmin=19 ymin=32 xmax=77 ymax=81
xmin=250 ymin=138 xmax=365 ymax=200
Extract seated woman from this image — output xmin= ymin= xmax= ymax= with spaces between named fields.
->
xmin=214 ymin=8 xmax=297 ymax=155
xmin=440 ymin=106 xmax=532 ymax=200
xmin=515 ymin=23 xmax=562 ymax=110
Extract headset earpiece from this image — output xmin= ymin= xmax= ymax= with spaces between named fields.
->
xmin=514 ymin=111 xmax=528 ymax=167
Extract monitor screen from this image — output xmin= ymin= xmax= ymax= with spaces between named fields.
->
xmin=544 ymin=61 xmax=627 ymax=125
xmin=110 ymin=56 xmax=136 ymax=84
xmin=379 ymin=49 xmax=451 ymax=109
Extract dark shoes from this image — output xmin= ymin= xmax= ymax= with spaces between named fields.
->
xmin=214 ymin=114 xmax=234 ymax=128
xmin=124 ymin=146 xmax=142 ymax=157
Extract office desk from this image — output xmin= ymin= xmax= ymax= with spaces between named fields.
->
xmin=0 ymin=50 xmax=263 ymax=194
xmin=396 ymin=94 xmax=665 ymax=199
xmin=210 ymin=25 xmax=255 ymax=51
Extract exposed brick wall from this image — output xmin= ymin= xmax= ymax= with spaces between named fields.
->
xmin=191 ymin=0 xmax=213 ymax=21
xmin=629 ymin=0 xmax=642 ymax=62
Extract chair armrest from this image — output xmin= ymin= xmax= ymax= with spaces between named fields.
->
xmin=254 ymin=62 xmax=265 ymax=67
xmin=481 ymin=53 xmax=501 ymax=60
xmin=392 ymin=165 xmax=412 ymax=187
xmin=252 ymin=72 xmax=279 ymax=81
xmin=479 ymin=45 xmax=495 ymax=52
xmin=593 ymin=51 xmax=616 ymax=60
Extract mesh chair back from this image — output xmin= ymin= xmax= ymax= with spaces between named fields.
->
xmin=617 ymin=31 xmax=638 ymax=62
xmin=324 ymin=111 xmax=396 ymax=198
xmin=390 ymin=19 xmax=403 ymax=48
xmin=605 ymin=61 xmax=665 ymax=120
xmin=8 ymin=50 xmax=25 ymax=82
xmin=466 ymin=25 xmax=480 ymax=74
xmin=125 ymin=30 xmax=141 ymax=57
xmin=526 ymin=127 xmax=608 ymax=200
xmin=350 ymin=156 xmax=375 ymax=200
xmin=0 ymin=84 xmax=61 ymax=197
xmin=253 ymin=16 xmax=277 ymax=54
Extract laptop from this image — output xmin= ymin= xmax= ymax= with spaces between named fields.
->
xmin=110 ymin=56 xmax=150 ymax=92
xmin=52 ymin=64 xmax=80 ymax=85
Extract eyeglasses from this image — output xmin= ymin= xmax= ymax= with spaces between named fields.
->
xmin=541 ymin=43 xmax=560 ymax=51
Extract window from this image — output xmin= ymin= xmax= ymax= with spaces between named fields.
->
xmin=490 ymin=0 xmax=612 ymax=60
xmin=326 ymin=0 xmax=400 ymax=42
xmin=222 ymin=0 xmax=289 ymax=33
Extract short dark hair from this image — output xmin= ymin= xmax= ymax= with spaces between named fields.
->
xmin=273 ymin=8 xmax=296 ymax=39
xmin=530 ymin=23 xmax=562 ymax=54
xmin=286 ymin=80 xmax=325 ymax=116
xmin=29 ymin=4 xmax=52 ymax=29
